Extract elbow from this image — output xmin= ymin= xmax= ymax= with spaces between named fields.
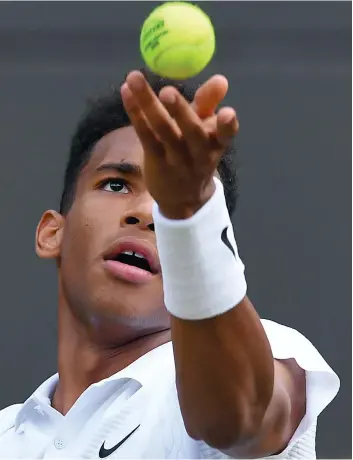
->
xmin=181 ymin=362 xmax=275 ymax=450
xmin=184 ymin=398 xmax=268 ymax=450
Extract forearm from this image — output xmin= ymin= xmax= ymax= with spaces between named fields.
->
xmin=171 ymin=297 xmax=275 ymax=448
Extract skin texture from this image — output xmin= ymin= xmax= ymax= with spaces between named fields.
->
xmin=36 ymin=72 xmax=305 ymax=458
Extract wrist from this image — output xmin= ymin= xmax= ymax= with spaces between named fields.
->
xmin=157 ymin=180 xmax=216 ymax=220
xmin=153 ymin=178 xmax=247 ymax=320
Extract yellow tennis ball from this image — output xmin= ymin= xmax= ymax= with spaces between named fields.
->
xmin=140 ymin=2 xmax=215 ymax=80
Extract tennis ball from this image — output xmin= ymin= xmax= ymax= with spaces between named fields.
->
xmin=140 ymin=2 xmax=215 ymax=80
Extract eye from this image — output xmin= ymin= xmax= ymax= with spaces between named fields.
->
xmin=100 ymin=178 xmax=129 ymax=194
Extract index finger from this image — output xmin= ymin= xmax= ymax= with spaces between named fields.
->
xmin=125 ymin=71 xmax=181 ymax=141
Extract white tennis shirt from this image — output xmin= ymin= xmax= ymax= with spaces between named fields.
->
xmin=0 ymin=319 xmax=339 ymax=459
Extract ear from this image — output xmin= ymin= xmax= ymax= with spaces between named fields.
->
xmin=35 ymin=210 xmax=65 ymax=259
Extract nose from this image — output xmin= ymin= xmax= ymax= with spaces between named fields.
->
xmin=120 ymin=197 xmax=155 ymax=232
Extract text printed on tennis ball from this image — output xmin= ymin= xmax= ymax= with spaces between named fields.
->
xmin=142 ymin=20 xmax=169 ymax=54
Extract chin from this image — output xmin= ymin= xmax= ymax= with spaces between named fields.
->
xmin=85 ymin=292 xmax=170 ymax=344
xmin=91 ymin=275 xmax=166 ymax=321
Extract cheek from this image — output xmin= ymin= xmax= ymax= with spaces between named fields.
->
xmin=61 ymin=204 xmax=98 ymax=263
xmin=61 ymin=193 xmax=127 ymax=265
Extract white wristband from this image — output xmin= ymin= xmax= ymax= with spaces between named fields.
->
xmin=153 ymin=178 xmax=247 ymax=320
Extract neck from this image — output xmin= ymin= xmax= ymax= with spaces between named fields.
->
xmin=53 ymin=299 xmax=171 ymax=415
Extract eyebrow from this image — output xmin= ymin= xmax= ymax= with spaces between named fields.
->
xmin=96 ymin=162 xmax=142 ymax=177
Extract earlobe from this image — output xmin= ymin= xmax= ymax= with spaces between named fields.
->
xmin=35 ymin=210 xmax=65 ymax=259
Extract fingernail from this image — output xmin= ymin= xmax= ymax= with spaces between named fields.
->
xmin=127 ymin=72 xmax=144 ymax=91
xmin=224 ymin=112 xmax=235 ymax=123
xmin=162 ymin=91 xmax=176 ymax=104
xmin=121 ymin=83 xmax=130 ymax=96
xmin=121 ymin=83 xmax=133 ymax=103
xmin=221 ymin=109 xmax=236 ymax=124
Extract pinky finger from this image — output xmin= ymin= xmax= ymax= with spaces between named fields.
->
xmin=216 ymin=107 xmax=239 ymax=146
xmin=121 ymin=83 xmax=163 ymax=155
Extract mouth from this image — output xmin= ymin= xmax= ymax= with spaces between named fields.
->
xmin=103 ymin=239 xmax=160 ymax=284
xmin=109 ymin=250 xmax=154 ymax=273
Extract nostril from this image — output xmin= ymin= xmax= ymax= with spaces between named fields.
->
xmin=148 ymin=223 xmax=155 ymax=232
xmin=125 ymin=216 xmax=139 ymax=225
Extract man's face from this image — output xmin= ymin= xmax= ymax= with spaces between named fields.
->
xmin=41 ymin=126 xmax=170 ymax=333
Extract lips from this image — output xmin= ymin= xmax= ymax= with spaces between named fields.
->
xmin=103 ymin=237 xmax=160 ymax=284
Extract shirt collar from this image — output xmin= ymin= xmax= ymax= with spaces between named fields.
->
xmin=15 ymin=341 xmax=173 ymax=430
xmin=100 ymin=340 xmax=173 ymax=386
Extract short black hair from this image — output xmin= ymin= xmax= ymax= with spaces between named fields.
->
xmin=60 ymin=69 xmax=238 ymax=216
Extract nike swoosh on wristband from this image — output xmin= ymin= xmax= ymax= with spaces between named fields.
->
xmin=221 ymin=226 xmax=236 ymax=258
xmin=99 ymin=425 xmax=140 ymax=458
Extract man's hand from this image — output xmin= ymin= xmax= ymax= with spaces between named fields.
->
xmin=121 ymin=71 xmax=239 ymax=219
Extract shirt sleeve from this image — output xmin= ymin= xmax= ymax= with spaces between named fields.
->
xmin=197 ymin=319 xmax=340 ymax=459
xmin=262 ymin=319 xmax=340 ymax=437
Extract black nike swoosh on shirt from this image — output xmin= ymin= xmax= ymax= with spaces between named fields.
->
xmin=221 ymin=226 xmax=236 ymax=258
xmin=99 ymin=425 xmax=140 ymax=458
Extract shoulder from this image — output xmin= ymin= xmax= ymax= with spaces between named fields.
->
xmin=0 ymin=404 xmax=22 ymax=436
